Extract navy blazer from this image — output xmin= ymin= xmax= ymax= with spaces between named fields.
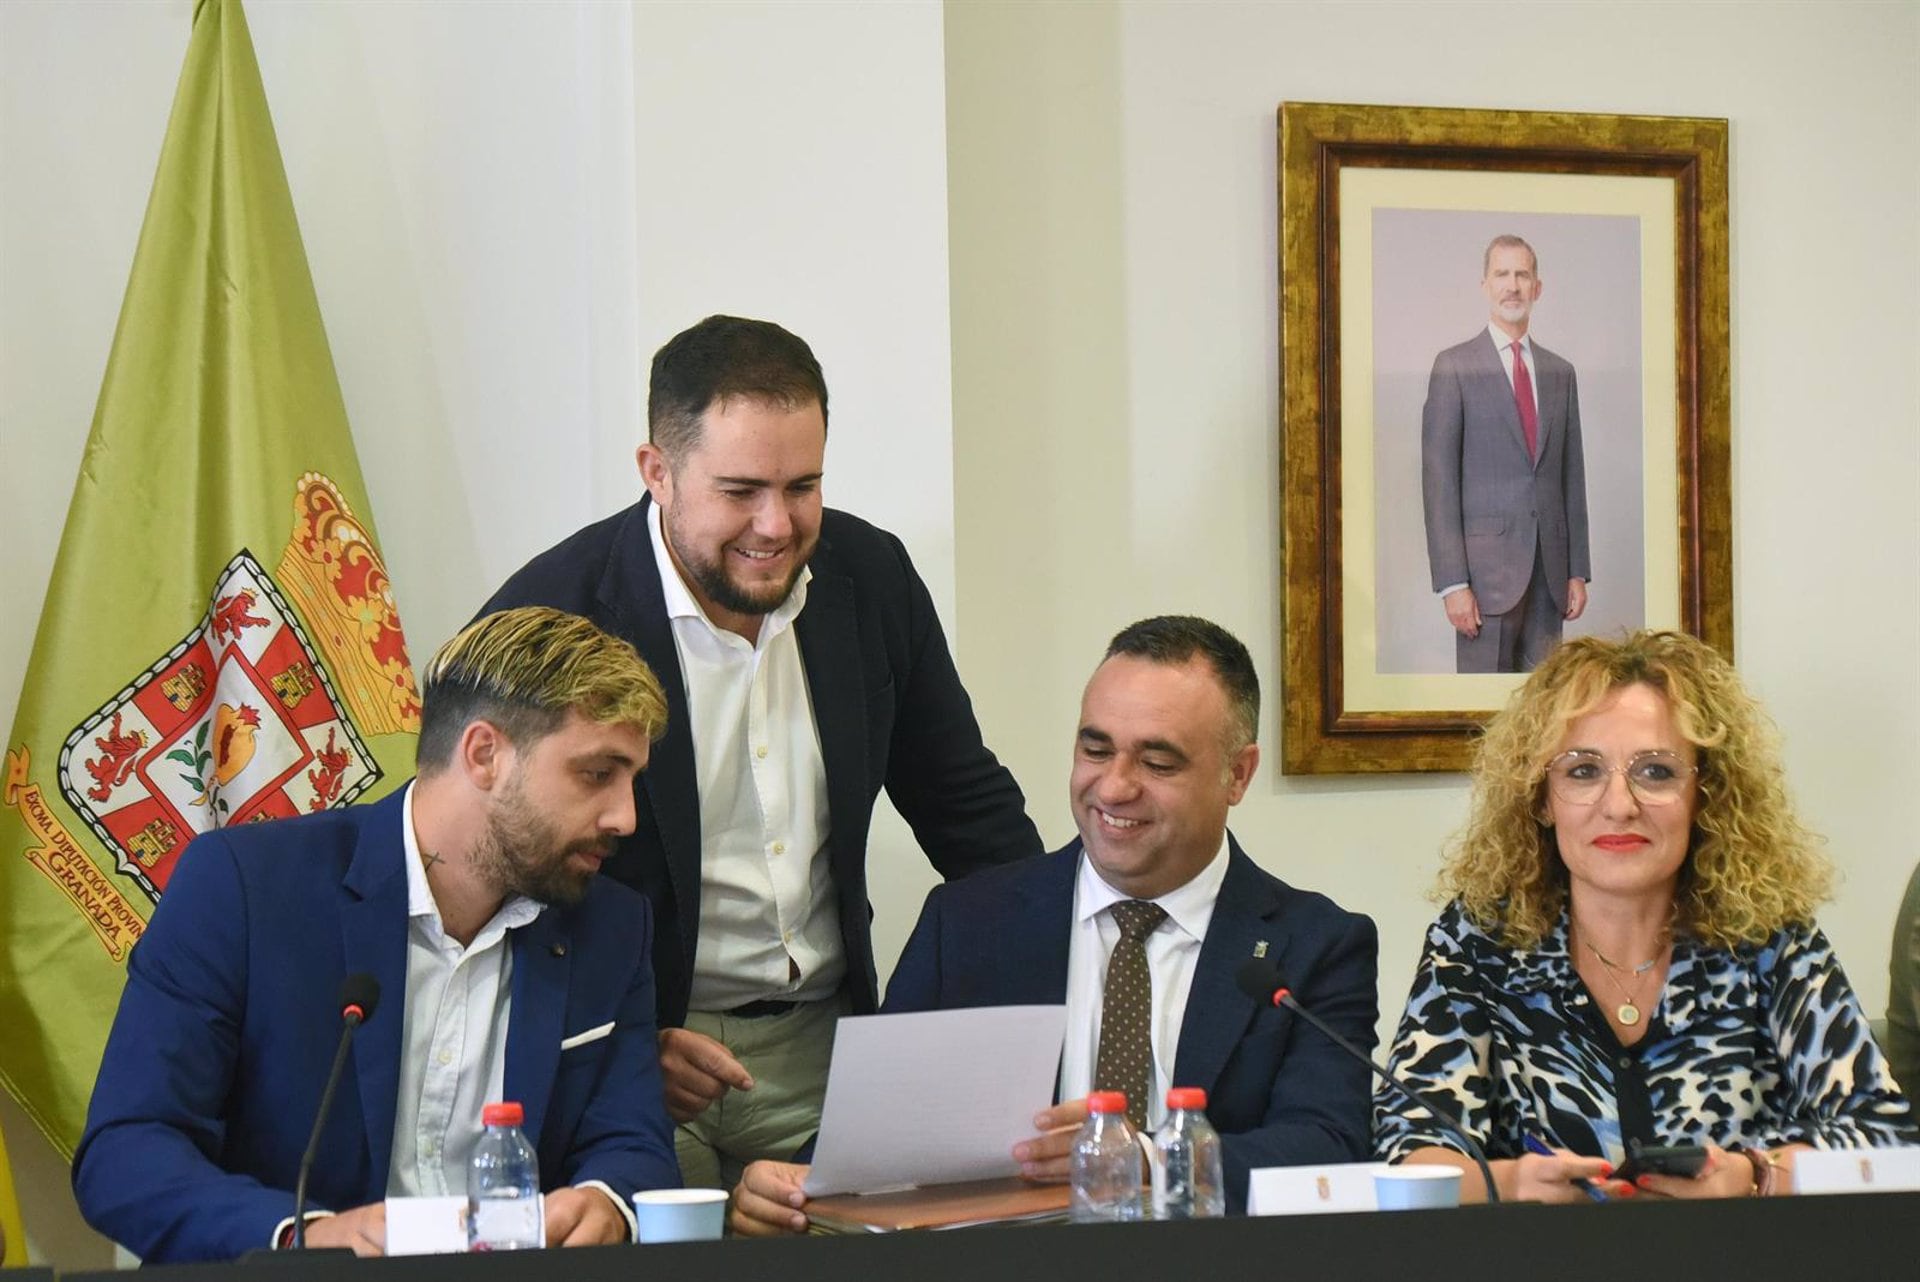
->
xmin=480 ymin=497 xmax=1043 ymax=1024
xmin=72 ymin=789 xmax=679 ymax=1263
xmin=881 ymin=838 xmax=1379 ymax=1210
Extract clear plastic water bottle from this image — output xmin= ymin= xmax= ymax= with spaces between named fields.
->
xmin=468 ymin=1101 xmax=545 ymax=1251
xmin=1070 ymin=1090 xmax=1143 ymax=1223
xmin=1152 ymin=1087 xmax=1225 ymax=1219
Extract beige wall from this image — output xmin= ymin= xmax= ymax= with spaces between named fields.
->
xmin=946 ymin=0 xmax=1919 ymax=1055
xmin=2 ymin=0 xmax=1916 ymax=1269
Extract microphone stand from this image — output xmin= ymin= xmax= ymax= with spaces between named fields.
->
xmin=291 ymin=1005 xmax=365 ymax=1249
xmin=1271 ymin=990 xmax=1502 ymax=1205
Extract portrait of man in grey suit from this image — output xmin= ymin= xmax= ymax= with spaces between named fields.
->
xmin=1421 ymin=234 xmax=1591 ymax=673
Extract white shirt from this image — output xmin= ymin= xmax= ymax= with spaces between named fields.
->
xmin=388 ymin=782 xmax=543 ymax=1198
xmin=277 ymin=785 xmax=636 ymax=1246
xmin=1487 ymin=322 xmax=1536 ymax=396
xmin=1058 ymin=835 xmax=1230 ymax=1131
xmin=646 ymin=501 xmax=842 ymax=1011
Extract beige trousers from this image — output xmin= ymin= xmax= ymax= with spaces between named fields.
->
xmin=673 ymin=994 xmax=848 ymax=1191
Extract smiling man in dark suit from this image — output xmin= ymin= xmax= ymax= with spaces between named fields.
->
xmin=729 ymin=616 xmax=1379 ymax=1229
xmin=479 ymin=316 xmax=1042 ymax=1189
xmin=1422 ymin=235 xmax=1591 ymax=673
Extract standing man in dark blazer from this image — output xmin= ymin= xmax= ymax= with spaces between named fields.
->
xmin=1422 ymin=234 xmax=1591 ymax=673
xmin=479 ymin=316 xmax=1042 ymax=1189
xmin=729 ymin=616 xmax=1379 ymax=1227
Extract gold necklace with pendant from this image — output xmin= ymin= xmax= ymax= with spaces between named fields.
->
xmin=1581 ymin=935 xmax=1667 ymax=1028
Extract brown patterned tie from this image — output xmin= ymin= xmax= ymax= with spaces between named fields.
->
xmin=1094 ymin=899 xmax=1168 ymax=1130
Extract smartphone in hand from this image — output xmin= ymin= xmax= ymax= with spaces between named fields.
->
xmin=1613 ymin=1142 xmax=1709 ymax=1183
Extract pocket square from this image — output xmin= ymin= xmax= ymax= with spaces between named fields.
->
xmin=559 ymin=1021 xmax=615 ymax=1051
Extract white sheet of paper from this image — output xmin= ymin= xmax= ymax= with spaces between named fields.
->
xmin=383 ymin=1195 xmax=470 ymax=1255
xmin=803 ymin=1005 xmax=1066 ymax=1196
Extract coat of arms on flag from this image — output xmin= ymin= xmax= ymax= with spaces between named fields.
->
xmin=46 ymin=473 xmax=415 ymax=904
xmin=54 ymin=479 xmax=410 ymax=905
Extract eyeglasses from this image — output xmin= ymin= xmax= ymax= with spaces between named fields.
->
xmin=1543 ymin=749 xmax=1698 ymax=806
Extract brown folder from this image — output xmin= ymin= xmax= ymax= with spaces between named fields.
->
xmin=803 ymin=1177 xmax=1072 ymax=1234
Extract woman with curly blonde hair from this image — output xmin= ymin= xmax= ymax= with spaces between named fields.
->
xmin=1375 ymin=631 xmax=1913 ymax=1203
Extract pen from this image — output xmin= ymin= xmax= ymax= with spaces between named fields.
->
xmin=1523 ymin=1134 xmax=1609 ymax=1203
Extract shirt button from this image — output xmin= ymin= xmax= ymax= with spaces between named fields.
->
xmin=755 ymin=745 xmax=769 ymax=759
xmin=1617 ymin=1055 xmax=1632 ymax=1069
xmin=437 ymin=1050 xmax=453 ymax=1066
xmin=772 ymin=841 xmax=786 ymax=856
xmin=783 ymin=930 xmax=794 ymax=944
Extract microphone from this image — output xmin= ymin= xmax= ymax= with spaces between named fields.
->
xmin=1234 ymin=958 xmax=1501 ymax=1205
xmin=290 ymin=974 xmax=381 ymax=1249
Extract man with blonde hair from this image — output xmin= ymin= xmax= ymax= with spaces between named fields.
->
xmin=75 ymin=608 xmax=682 ymax=1263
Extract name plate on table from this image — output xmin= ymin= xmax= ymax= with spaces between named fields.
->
xmin=384 ymin=1195 xmax=470 ymax=1255
xmin=1246 ymin=1162 xmax=1394 ymax=1216
xmin=1793 ymin=1147 xmax=1920 ymax=1195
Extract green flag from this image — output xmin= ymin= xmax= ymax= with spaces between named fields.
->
xmin=0 ymin=0 xmax=419 ymax=1157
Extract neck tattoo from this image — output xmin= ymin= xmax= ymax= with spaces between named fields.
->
xmin=421 ymin=849 xmax=444 ymax=871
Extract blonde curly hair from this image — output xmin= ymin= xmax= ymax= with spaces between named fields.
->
xmin=1442 ymin=630 xmax=1832 ymax=949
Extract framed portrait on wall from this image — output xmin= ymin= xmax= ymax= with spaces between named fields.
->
xmin=1277 ymin=102 xmax=1730 ymax=775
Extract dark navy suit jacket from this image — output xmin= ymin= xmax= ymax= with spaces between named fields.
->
xmin=72 ymin=789 xmax=679 ymax=1263
xmin=479 ymin=497 xmax=1043 ymax=1025
xmin=880 ymin=838 xmax=1379 ymax=1210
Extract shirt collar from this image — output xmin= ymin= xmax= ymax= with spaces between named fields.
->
xmin=1073 ymin=831 xmax=1231 ymax=944
xmin=646 ymin=496 xmax=811 ymax=640
xmin=1487 ymin=323 xmax=1532 ymax=358
xmin=402 ymin=782 xmax=543 ymax=944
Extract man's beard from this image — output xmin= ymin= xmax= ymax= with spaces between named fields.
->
xmin=474 ymin=773 xmax=609 ymax=907
xmin=664 ymin=511 xmax=811 ymax=618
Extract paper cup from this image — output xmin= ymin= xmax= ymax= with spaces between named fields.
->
xmin=1373 ymin=1166 xmax=1463 ymax=1211
xmin=632 ymin=1188 xmax=729 ymax=1242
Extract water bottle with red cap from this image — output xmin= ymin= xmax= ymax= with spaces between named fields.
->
xmin=1151 ymin=1087 xmax=1224 ymax=1218
xmin=1069 ymin=1090 xmax=1144 ymax=1223
xmin=468 ymin=1101 xmax=544 ymax=1251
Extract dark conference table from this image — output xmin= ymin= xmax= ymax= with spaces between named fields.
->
xmin=61 ymin=1191 xmax=1920 ymax=1282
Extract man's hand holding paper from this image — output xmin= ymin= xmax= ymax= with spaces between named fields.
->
xmin=1012 ymin=1099 xmax=1088 ymax=1183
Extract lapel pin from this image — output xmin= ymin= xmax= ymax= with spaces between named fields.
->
xmin=550 ymin=943 xmax=568 ymax=958
xmin=1253 ymin=940 xmax=1269 ymax=958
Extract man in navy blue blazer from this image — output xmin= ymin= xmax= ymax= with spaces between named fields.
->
xmin=73 ymin=608 xmax=681 ymax=1262
xmin=730 ymin=616 xmax=1378 ymax=1229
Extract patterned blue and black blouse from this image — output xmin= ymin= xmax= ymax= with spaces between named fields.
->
xmin=1374 ymin=899 xmax=1918 ymax=1164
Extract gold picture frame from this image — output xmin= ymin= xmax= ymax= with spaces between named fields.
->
xmin=1278 ymin=102 xmax=1730 ymax=774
